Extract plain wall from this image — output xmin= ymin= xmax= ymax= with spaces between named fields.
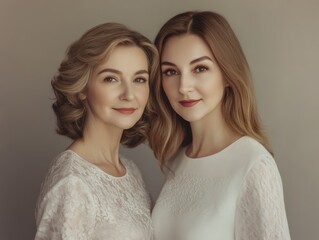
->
xmin=1 ymin=0 xmax=318 ymax=239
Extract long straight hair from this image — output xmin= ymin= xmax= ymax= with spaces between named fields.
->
xmin=148 ymin=11 xmax=272 ymax=170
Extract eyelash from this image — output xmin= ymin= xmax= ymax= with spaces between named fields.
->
xmin=103 ymin=76 xmax=117 ymax=82
xmin=134 ymin=77 xmax=148 ymax=83
xmin=193 ymin=65 xmax=208 ymax=73
xmin=162 ymin=65 xmax=209 ymax=77
xmin=162 ymin=69 xmax=178 ymax=76
xmin=103 ymin=76 xmax=147 ymax=83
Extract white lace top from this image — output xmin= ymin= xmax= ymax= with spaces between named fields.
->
xmin=152 ymin=136 xmax=291 ymax=240
xmin=35 ymin=150 xmax=152 ymax=240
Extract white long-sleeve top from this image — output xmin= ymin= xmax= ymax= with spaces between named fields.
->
xmin=152 ymin=136 xmax=291 ymax=240
xmin=35 ymin=150 xmax=152 ymax=240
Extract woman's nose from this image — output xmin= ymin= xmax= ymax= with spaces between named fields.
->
xmin=178 ymin=74 xmax=194 ymax=95
xmin=120 ymin=83 xmax=134 ymax=101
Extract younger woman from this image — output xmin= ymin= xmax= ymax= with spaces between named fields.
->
xmin=35 ymin=23 xmax=158 ymax=239
xmin=149 ymin=11 xmax=290 ymax=240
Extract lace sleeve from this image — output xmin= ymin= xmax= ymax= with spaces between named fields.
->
xmin=35 ymin=176 xmax=96 ymax=240
xmin=235 ymin=155 xmax=291 ymax=240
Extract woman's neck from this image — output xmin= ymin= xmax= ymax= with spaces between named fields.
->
xmin=188 ymin=113 xmax=241 ymax=158
xmin=68 ymin=119 xmax=125 ymax=175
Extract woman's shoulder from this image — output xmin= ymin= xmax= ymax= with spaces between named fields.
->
xmin=239 ymin=137 xmax=279 ymax=176
xmin=234 ymin=136 xmax=273 ymax=161
xmin=223 ymin=136 xmax=275 ymax=177
xmin=36 ymin=151 xmax=93 ymax=213
xmin=49 ymin=150 xmax=86 ymax=176
xmin=39 ymin=150 xmax=90 ymax=194
xmin=120 ymin=155 xmax=142 ymax=175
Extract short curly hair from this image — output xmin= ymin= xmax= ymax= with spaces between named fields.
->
xmin=52 ymin=23 xmax=159 ymax=147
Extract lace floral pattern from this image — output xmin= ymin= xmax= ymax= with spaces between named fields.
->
xmin=152 ymin=137 xmax=290 ymax=240
xmin=156 ymin=174 xmax=229 ymax=216
xmin=35 ymin=150 xmax=152 ymax=240
xmin=235 ymin=155 xmax=291 ymax=240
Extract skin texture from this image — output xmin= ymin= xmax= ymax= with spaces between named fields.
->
xmin=161 ymin=34 xmax=225 ymax=124
xmin=161 ymin=34 xmax=239 ymax=157
xmin=83 ymin=45 xmax=150 ymax=131
xmin=70 ymin=45 xmax=150 ymax=176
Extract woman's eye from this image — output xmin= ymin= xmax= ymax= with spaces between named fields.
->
xmin=104 ymin=76 xmax=117 ymax=82
xmin=162 ymin=69 xmax=177 ymax=76
xmin=194 ymin=65 xmax=208 ymax=73
xmin=134 ymin=77 xmax=147 ymax=83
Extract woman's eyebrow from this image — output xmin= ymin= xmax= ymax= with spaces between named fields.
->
xmin=161 ymin=61 xmax=176 ymax=67
xmin=190 ymin=56 xmax=213 ymax=64
xmin=135 ymin=70 xmax=149 ymax=75
xmin=97 ymin=68 xmax=148 ymax=75
xmin=97 ymin=68 xmax=121 ymax=75
xmin=161 ymin=56 xmax=213 ymax=67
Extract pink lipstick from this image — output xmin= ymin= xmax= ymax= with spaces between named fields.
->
xmin=179 ymin=99 xmax=200 ymax=107
xmin=113 ymin=108 xmax=136 ymax=115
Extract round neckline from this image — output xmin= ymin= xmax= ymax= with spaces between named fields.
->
xmin=184 ymin=136 xmax=248 ymax=160
xmin=65 ymin=149 xmax=129 ymax=179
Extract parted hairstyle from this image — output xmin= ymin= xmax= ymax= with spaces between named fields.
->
xmin=148 ymin=11 xmax=272 ymax=169
xmin=52 ymin=23 xmax=159 ymax=147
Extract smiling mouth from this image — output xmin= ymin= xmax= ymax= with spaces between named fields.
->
xmin=179 ymin=99 xmax=201 ymax=107
xmin=113 ymin=108 xmax=137 ymax=114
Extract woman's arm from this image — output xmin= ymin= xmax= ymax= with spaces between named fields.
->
xmin=35 ymin=176 xmax=96 ymax=240
xmin=235 ymin=155 xmax=291 ymax=240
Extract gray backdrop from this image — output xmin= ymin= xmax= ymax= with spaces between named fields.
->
xmin=1 ymin=0 xmax=318 ymax=239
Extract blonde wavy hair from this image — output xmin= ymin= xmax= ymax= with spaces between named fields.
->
xmin=52 ymin=23 xmax=158 ymax=147
xmin=148 ymin=11 xmax=272 ymax=169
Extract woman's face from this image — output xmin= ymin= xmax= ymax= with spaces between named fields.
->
xmin=82 ymin=45 xmax=149 ymax=130
xmin=161 ymin=34 xmax=226 ymax=124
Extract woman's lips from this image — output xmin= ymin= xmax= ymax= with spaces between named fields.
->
xmin=113 ymin=108 xmax=136 ymax=114
xmin=178 ymin=99 xmax=201 ymax=107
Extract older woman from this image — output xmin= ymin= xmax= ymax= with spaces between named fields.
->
xmin=35 ymin=23 xmax=158 ymax=239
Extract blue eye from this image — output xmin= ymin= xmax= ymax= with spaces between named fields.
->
xmin=194 ymin=65 xmax=208 ymax=73
xmin=162 ymin=69 xmax=178 ymax=76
